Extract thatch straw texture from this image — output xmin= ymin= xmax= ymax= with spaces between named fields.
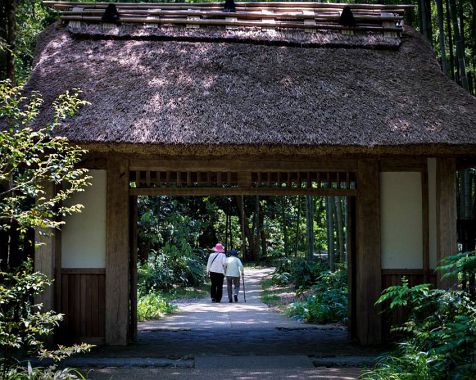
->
xmin=24 ymin=23 xmax=476 ymax=155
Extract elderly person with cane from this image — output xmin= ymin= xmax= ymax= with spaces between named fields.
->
xmin=207 ymin=243 xmax=227 ymax=303
xmin=225 ymin=249 xmax=244 ymax=303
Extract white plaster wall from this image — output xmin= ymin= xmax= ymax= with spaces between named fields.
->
xmin=428 ymin=158 xmax=438 ymax=269
xmin=380 ymin=172 xmax=423 ymax=269
xmin=61 ymin=170 xmax=107 ymax=268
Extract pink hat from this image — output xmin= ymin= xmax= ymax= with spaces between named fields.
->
xmin=212 ymin=243 xmax=225 ymax=253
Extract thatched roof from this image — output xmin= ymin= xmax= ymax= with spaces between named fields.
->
xmin=24 ymin=21 xmax=476 ymax=156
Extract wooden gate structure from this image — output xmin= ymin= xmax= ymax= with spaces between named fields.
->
xmin=29 ymin=2 xmax=476 ymax=346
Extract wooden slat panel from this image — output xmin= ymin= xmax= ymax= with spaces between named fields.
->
xmin=59 ymin=271 xmax=106 ymax=342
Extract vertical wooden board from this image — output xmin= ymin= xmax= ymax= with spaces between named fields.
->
xmin=421 ymin=169 xmax=430 ymax=281
xmin=106 ymin=157 xmax=130 ymax=345
xmin=90 ymin=275 xmax=99 ymax=337
xmin=72 ymin=275 xmax=81 ymax=338
xmin=80 ymin=275 xmax=87 ymax=337
xmin=129 ymin=196 xmax=138 ymax=342
xmin=356 ymin=159 xmax=382 ymax=345
xmin=55 ymin=228 xmax=62 ymax=313
xmin=436 ymin=158 xmax=457 ymax=289
xmin=61 ymin=274 xmax=69 ymax=335
xmin=347 ymin=197 xmax=357 ymax=341
xmin=86 ymin=274 xmax=94 ymax=337
xmin=98 ymin=274 xmax=106 ymax=337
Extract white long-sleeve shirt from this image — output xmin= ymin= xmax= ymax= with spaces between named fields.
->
xmin=225 ymin=256 xmax=243 ymax=277
xmin=207 ymin=252 xmax=226 ymax=274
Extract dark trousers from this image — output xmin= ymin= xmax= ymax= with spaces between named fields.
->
xmin=226 ymin=276 xmax=241 ymax=301
xmin=210 ymin=272 xmax=224 ymax=302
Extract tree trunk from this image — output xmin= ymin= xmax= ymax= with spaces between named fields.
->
xmin=335 ymin=197 xmax=345 ymax=264
xmin=224 ymin=213 xmax=229 ymax=253
xmin=418 ymin=0 xmax=432 ymax=43
xmin=449 ymin=0 xmax=470 ymax=90
xmin=2 ymin=0 xmax=16 ymax=81
xmin=294 ymin=196 xmax=301 ymax=257
xmin=281 ymin=197 xmax=289 ymax=255
xmin=435 ymin=0 xmax=448 ymax=75
xmin=259 ymin=203 xmax=266 ymax=259
xmin=305 ymin=195 xmax=314 ymax=261
xmin=236 ymin=196 xmax=251 ymax=260
xmin=472 ymin=0 xmax=476 ymax=85
xmin=326 ymin=196 xmax=335 ymax=271
xmin=254 ymin=196 xmax=261 ymax=260
xmin=445 ymin=0 xmax=456 ymax=80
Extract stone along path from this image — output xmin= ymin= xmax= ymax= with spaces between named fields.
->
xmin=83 ymin=268 xmax=379 ymax=379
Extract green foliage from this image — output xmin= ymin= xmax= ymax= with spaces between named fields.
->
xmin=0 ymin=80 xmax=90 ymax=256
xmin=287 ymin=267 xmax=348 ymax=324
xmin=138 ymin=248 xmax=206 ymax=292
xmin=13 ymin=2 xmax=57 ymax=83
xmin=273 ymin=257 xmax=328 ymax=289
xmin=361 ymin=342 xmax=444 ymax=380
xmin=362 ymin=251 xmax=476 ymax=380
xmin=2 ymin=363 xmax=85 ymax=380
xmin=0 ymin=81 xmax=91 ymax=375
xmin=0 ymin=260 xmax=92 ymax=372
xmin=137 ymin=291 xmax=177 ymax=321
xmin=439 ymin=250 xmax=476 ymax=283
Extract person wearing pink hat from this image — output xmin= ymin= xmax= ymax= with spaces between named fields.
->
xmin=206 ymin=243 xmax=227 ymax=303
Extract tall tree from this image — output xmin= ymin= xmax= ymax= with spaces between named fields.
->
xmin=305 ymin=195 xmax=314 ymax=261
xmin=0 ymin=0 xmax=17 ymax=80
xmin=335 ymin=197 xmax=345 ymax=264
xmin=326 ymin=196 xmax=335 ymax=271
xmin=435 ymin=0 xmax=449 ymax=75
xmin=449 ymin=0 xmax=470 ymax=89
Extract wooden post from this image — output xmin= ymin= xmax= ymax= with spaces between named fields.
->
xmin=355 ymin=159 xmax=382 ymax=345
xmin=303 ymin=10 xmax=316 ymax=33
xmin=34 ymin=182 xmax=56 ymax=312
xmin=129 ymin=195 xmax=138 ymax=342
xmin=436 ymin=158 xmax=457 ymax=289
xmin=105 ymin=157 xmax=130 ymax=345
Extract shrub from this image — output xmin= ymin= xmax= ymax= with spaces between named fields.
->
xmin=271 ymin=271 xmax=293 ymax=285
xmin=362 ymin=251 xmax=476 ymax=380
xmin=137 ymin=247 xmax=206 ymax=292
xmin=0 ymin=261 xmax=91 ymax=377
xmin=2 ymin=364 xmax=85 ymax=380
xmin=137 ymin=291 xmax=176 ymax=321
xmin=288 ymin=267 xmax=348 ymax=324
xmin=272 ymin=257 xmax=326 ymax=289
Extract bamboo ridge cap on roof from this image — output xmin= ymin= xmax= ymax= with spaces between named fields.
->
xmin=44 ymin=2 xmax=415 ymax=9
xmin=46 ymin=1 xmax=412 ymax=37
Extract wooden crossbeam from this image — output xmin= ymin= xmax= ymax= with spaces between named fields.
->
xmin=130 ymin=170 xmax=356 ymax=195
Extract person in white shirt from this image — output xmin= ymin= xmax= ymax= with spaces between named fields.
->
xmin=206 ymin=243 xmax=227 ymax=303
xmin=224 ymin=249 xmax=244 ymax=303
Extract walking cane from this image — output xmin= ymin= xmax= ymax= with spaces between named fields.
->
xmin=242 ymin=273 xmax=246 ymax=303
